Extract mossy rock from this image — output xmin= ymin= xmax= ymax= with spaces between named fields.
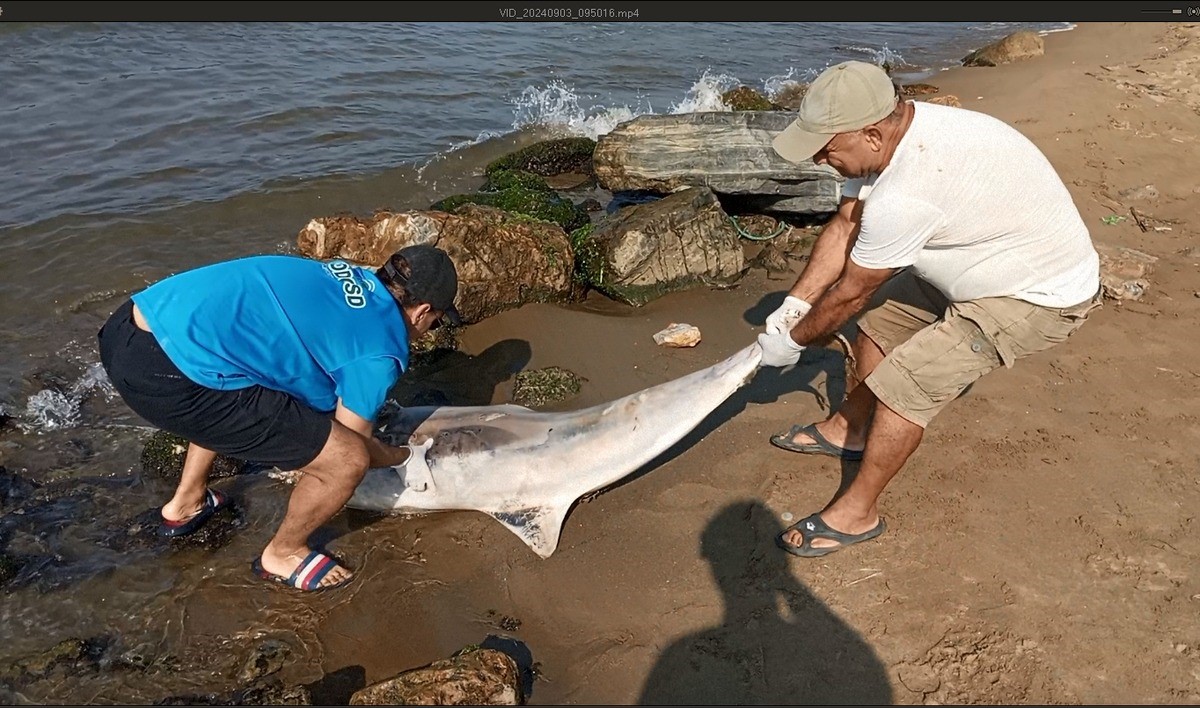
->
xmin=568 ymin=223 xmax=606 ymax=289
xmin=481 ymin=169 xmax=555 ymax=194
xmin=512 ymin=367 xmax=583 ymax=408
xmin=431 ymin=187 xmax=590 ymax=233
xmin=141 ymin=430 xmax=247 ymax=480
xmin=485 ymin=137 xmax=597 ymax=178
xmin=721 ymin=86 xmax=780 ymax=111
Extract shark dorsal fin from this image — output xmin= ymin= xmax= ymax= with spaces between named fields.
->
xmin=489 ymin=504 xmax=570 ymax=559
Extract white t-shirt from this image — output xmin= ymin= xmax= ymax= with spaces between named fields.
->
xmin=846 ymin=101 xmax=1099 ymax=307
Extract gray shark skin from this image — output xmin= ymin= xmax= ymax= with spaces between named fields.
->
xmin=345 ymin=342 xmax=763 ymax=558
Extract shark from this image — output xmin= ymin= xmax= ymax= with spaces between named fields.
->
xmin=343 ymin=342 xmax=763 ymax=558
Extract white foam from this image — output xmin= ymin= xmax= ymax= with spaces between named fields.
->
xmin=763 ymin=67 xmax=812 ymax=100
xmin=667 ymin=70 xmax=739 ymax=114
xmin=19 ymin=362 xmax=115 ymax=433
xmin=498 ymin=70 xmax=741 ymax=144
xmin=24 ymin=389 xmax=80 ymax=431
xmin=462 ymin=25 xmax=1069 ymax=152
xmin=506 ymin=80 xmax=651 ymax=141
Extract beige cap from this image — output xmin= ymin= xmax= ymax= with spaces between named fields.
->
xmin=773 ymin=61 xmax=898 ymax=164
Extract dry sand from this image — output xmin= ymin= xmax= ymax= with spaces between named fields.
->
xmin=216 ymin=22 xmax=1199 ymax=704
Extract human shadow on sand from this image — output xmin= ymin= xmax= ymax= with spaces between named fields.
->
xmin=638 ymin=500 xmax=892 ymax=705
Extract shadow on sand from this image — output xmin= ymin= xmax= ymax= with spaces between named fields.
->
xmin=639 ymin=500 xmax=892 ymax=704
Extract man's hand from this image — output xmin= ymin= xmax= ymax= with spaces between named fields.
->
xmin=765 ymin=295 xmax=813 ymax=335
xmin=335 ymin=401 xmax=411 ymax=468
xmin=757 ymin=330 xmax=806 ymax=368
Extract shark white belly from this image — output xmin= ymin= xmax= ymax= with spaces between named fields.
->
xmin=346 ymin=342 xmax=763 ymax=558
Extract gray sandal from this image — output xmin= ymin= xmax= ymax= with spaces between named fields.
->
xmin=769 ymin=423 xmax=864 ymax=461
xmin=777 ymin=513 xmax=887 ymax=558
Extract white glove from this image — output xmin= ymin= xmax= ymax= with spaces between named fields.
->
xmin=765 ymin=296 xmax=812 ymax=335
xmin=392 ymin=438 xmax=436 ymax=493
xmin=757 ymin=330 xmax=806 ymax=368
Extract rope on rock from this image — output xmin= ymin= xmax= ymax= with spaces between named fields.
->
xmin=729 ymin=215 xmax=788 ymax=241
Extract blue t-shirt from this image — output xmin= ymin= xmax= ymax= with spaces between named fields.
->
xmin=131 ymin=255 xmax=410 ymax=421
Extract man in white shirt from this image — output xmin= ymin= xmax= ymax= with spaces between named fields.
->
xmin=758 ymin=60 xmax=1101 ymax=558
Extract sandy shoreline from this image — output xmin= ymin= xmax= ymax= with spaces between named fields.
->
xmin=288 ymin=21 xmax=1200 ymax=704
xmin=236 ymin=20 xmax=1200 ymax=705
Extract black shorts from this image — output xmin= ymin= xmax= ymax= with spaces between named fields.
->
xmin=97 ymin=300 xmax=332 ymax=470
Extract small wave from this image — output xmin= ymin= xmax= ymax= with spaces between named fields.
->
xmin=668 ymin=70 xmax=739 ymax=114
xmin=446 ymin=130 xmax=509 ymax=154
xmin=1038 ymin=23 xmax=1077 ymax=35
xmin=413 ymin=130 xmax=510 ymax=180
xmin=502 ymin=69 xmax=744 ymax=144
xmin=19 ymin=362 xmax=115 ymax=433
xmin=969 ymin=21 xmax=1074 ymax=34
xmin=840 ymin=44 xmax=907 ymax=70
xmin=763 ymin=67 xmax=814 ymax=102
xmin=507 ymin=80 xmax=650 ymax=141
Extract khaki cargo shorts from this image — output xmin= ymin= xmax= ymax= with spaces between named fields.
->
xmin=858 ymin=269 xmax=1101 ymax=428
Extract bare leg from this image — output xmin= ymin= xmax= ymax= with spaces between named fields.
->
xmin=781 ymin=329 xmax=886 ymax=451
xmin=783 ymin=399 xmax=923 ymax=549
xmin=259 ymin=421 xmax=368 ymax=587
xmin=161 ymin=443 xmax=217 ymax=522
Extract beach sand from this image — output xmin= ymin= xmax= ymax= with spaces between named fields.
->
xmin=276 ymin=22 xmax=1200 ymax=704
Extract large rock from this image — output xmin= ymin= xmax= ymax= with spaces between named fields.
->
xmin=962 ymin=30 xmax=1044 ymax=67
xmin=297 ymin=205 xmax=577 ymax=323
xmin=485 ymin=137 xmax=596 ymax=178
xmin=575 ymin=187 xmax=744 ymax=306
xmin=349 ymin=647 xmax=522 ymax=705
xmin=593 ymin=112 xmax=842 ymax=216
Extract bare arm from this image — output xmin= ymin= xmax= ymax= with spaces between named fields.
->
xmin=334 ymin=401 xmax=411 ymax=468
xmin=789 ymin=259 xmax=895 ymax=348
xmin=788 ymin=196 xmax=864 ymax=303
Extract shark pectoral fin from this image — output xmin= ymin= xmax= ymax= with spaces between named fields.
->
xmin=489 ymin=503 xmax=571 ymax=559
xmin=396 ymin=439 xmax=436 ymax=493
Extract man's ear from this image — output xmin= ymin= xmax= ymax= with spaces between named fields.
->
xmin=404 ymin=302 xmax=433 ymax=325
xmin=863 ymin=125 xmax=886 ymax=152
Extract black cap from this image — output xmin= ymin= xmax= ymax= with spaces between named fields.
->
xmin=383 ymin=245 xmax=462 ymax=326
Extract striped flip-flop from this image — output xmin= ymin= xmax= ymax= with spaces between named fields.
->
xmin=251 ymin=550 xmax=353 ymax=592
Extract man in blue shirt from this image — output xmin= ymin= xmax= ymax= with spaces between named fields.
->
xmin=98 ymin=245 xmax=461 ymax=592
